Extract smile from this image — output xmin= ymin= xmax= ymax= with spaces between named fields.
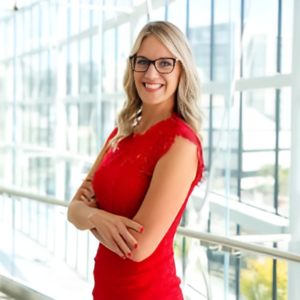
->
xmin=142 ymin=82 xmax=164 ymax=92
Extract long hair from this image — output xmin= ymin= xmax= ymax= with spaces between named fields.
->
xmin=106 ymin=21 xmax=204 ymax=152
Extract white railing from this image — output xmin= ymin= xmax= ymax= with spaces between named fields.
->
xmin=1 ymin=185 xmax=299 ymax=263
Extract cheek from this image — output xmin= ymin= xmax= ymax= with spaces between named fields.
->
xmin=134 ymin=74 xmax=143 ymax=89
xmin=166 ymin=76 xmax=180 ymax=94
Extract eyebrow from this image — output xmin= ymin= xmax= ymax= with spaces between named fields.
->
xmin=136 ymin=55 xmax=176 ymax=60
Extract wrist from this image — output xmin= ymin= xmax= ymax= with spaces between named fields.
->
xmin=88 ymin=208 xmax=101 ymax=228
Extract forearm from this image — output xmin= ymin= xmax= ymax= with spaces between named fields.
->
xmin=67 ymin=200 xmax=98 ymax=231
xmin=90 ymin=227 xmax=102 ymax=241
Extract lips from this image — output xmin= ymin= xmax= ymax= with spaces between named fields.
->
xmin=142 ymin=82 xmax=164 ymax=89
xmin=142 ymin=82 xmax=164 ymax=92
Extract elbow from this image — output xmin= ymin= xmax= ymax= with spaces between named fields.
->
xmin=125 ymin=228 xmax=155 ymax=262
xmin=67 ymin=206 xmax=72 ymax=224
xmin=129 ymin=246 xmax=154 ymax=263
xmin=67 ymin=203 xmax=83 ymax=231
xmin=129 ymin=251 xmax=146 ymax=263
xmin=67 ymin=203 xmax=75 ymax=225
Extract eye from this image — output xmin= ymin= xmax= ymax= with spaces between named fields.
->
xmin=136 ymin=59 xmax=148 ymax=65
xmin=159 ymin=60 xmax=172 ymax=67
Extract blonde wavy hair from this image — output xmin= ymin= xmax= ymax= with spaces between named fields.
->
xmin=106 ymin=21 xmax=204 ymax=152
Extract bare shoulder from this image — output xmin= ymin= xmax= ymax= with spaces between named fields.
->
xmin=157 ymin=134 xmax=198 ymax=174
xmin=168 ymin=134 xmax=198 ymax=156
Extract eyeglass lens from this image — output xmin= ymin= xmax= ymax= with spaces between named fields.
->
xmin=133 ymin=57 xmax=174 ymax=73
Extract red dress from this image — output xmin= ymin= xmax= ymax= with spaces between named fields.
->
xmin=92 ymin=111 xmax=205 ymax=300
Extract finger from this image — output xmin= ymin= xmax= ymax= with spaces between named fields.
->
xmin=113 ymin=233 xmax=132 ymax=258
xmin=81 ymin=188 xmax=95 ymax=201
xmin=110 ymin=239 xmax=127 ymax=259
xmin=80 ymin=194 xmax=94 ymax=204
xmin=119 ymin=227 xmax=138 ymax=250
xmin=114 ymin=221 xmax=136 ymax=250
xmin=81 ymin=186 xmax=94 ymax=197
xmin=80 ymin=194 xmax=89 ymax=203
xmin=123 ymin=218 xmax=144 ymax=234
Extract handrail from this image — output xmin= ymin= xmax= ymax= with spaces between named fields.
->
xmin=176 ymin=227 xmax=300 ymax=263
xmin=0 ymin=185 xmax=69 ymax=207
xmin=1 ymin=185 xmax=300 ymax=263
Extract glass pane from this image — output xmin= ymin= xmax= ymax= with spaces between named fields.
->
xmin=117 ymin=22 xmax=130 ymax=92
xmin=70 ymin=0 xmax=80 ymax=36
xmin=40 ymin=1 xmax=50 ymax=47
xmin=66 ymin=104 xmax=79 ymax=153
xmin=79 ymin=38 xmax=91 ymax=94
xmin=67 ymin=42 xmax=79 ymax=96
xmin=78 ymin=102 xmax=96 ymax=156
xmin=279 ymin=87 xmax=291 ymax=149
xmin=103 ymin=28 xmax=116 ymax=93
xmin=243 ymin=89 xmax=276 ymax=151
xmin=91 ymin=35 xmax=99 ymax=94
xmin=32 ymin=4 xmax=40 ymax=50
xmin=242 ymin=0 xmax=278 ymax=78
xmin=80 ymin=0 xmax=91 ymax=32
xmin=241 ymin=151 xmax=275 ymax=212
xmin=168 ymin=0 xmax=187 ymax=35
xmin=40 ymin=51 xmax=49 ymax=97
xmin=16 ymin=10 xmax=24 ymax=56
xmin=173 ymin=234 xmax=294 ymax=300
xmin=281 ymin=0 xmax=293 ymax=74
xmin=151 ymin=1 xmax=166 ymax=22
xmin=24 ymin=9 xmax=31 ymax=53
xmin=278 ymin=150 xmax=289 ymax=217
xmin=189 ymin=0 xmax=211 ymax=82
xmin=31 ymin=53 xmax=39 ymax=98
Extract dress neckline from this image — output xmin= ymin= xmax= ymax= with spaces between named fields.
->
xmin=132 ymin=111 xmax=179 ymax=138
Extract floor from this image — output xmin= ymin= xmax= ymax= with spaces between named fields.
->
xmin=0 ymin=292 xmax=16 ymax=300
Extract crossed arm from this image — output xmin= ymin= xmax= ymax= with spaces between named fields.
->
xmin=127 ymin=135 xmax=198 ymax=262
xmin=88 ymin=135 xmax=199 ymax=262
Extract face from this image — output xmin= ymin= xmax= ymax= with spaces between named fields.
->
xmin=133 ymin=35 xmax=182 ymax=108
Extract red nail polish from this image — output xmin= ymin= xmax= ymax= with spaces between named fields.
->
xmin=127 ymin=252 xmax=131 ymax=257
xmin=134 ymin=243 xmax=138 ymax=249
xmin=139 ymin=227 xmax=144 ymax=233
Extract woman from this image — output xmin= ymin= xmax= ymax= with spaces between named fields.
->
xmin=67 ymin=21 xmax=205 ymax=300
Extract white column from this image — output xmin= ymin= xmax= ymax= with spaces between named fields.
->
xmin=288 ymin=0 xmax=300 ymax=298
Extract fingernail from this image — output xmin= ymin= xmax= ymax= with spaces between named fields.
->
xmin=139 ymin=227 xmax=144 ymax=233
xmin=127 ymin=252 xmax=131 ymax=257
xmin=134 ymin=243 xmax=138 ymax=249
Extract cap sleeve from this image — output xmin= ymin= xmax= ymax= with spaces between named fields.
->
xmin=103 ymin=126 xmax=118 ymax=148
xmin=157 ymin=121 xmax=205 ymax=187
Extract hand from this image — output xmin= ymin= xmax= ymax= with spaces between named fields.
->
xmin=88 ymin=209 xmax=144 ymax=259
xmin=78 ymin=179 xmax=98 ymax=209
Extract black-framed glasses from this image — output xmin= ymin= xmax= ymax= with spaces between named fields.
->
xmin=129 ymin=55 xmax=179 ymax=74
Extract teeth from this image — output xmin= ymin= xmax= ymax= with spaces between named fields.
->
xmin=145 ymin=83 xmax=162 ymax=89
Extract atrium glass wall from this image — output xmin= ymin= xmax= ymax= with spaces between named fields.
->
xmin=0 ymin=0 xmax=298 ymax=299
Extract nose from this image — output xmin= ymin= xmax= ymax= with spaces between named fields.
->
xmin=144 ymin=62 xmax=159 ymax=79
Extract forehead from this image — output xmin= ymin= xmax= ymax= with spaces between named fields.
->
xmin=136 ymin=35 xmax=174 ymax=59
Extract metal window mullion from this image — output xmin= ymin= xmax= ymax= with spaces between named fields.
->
xmin=236 ymin=1 xmax=245 ymax=299
xmin=115 ymin=23 xmax=118 ymax=93
xmin=97 ymin=1 xmax=104 ymax=150
xmin=273 ymin=1 xmax=283 ymax=299
xmin=274 ymin=90 xmax=280 ymax=215
xmin=186 ymin=0 xmax=189 ymax=39
xmin=165 ymin=0 xmax=168 ymax=21
xmin=207 ymin=0 xmax=214 ymax=237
